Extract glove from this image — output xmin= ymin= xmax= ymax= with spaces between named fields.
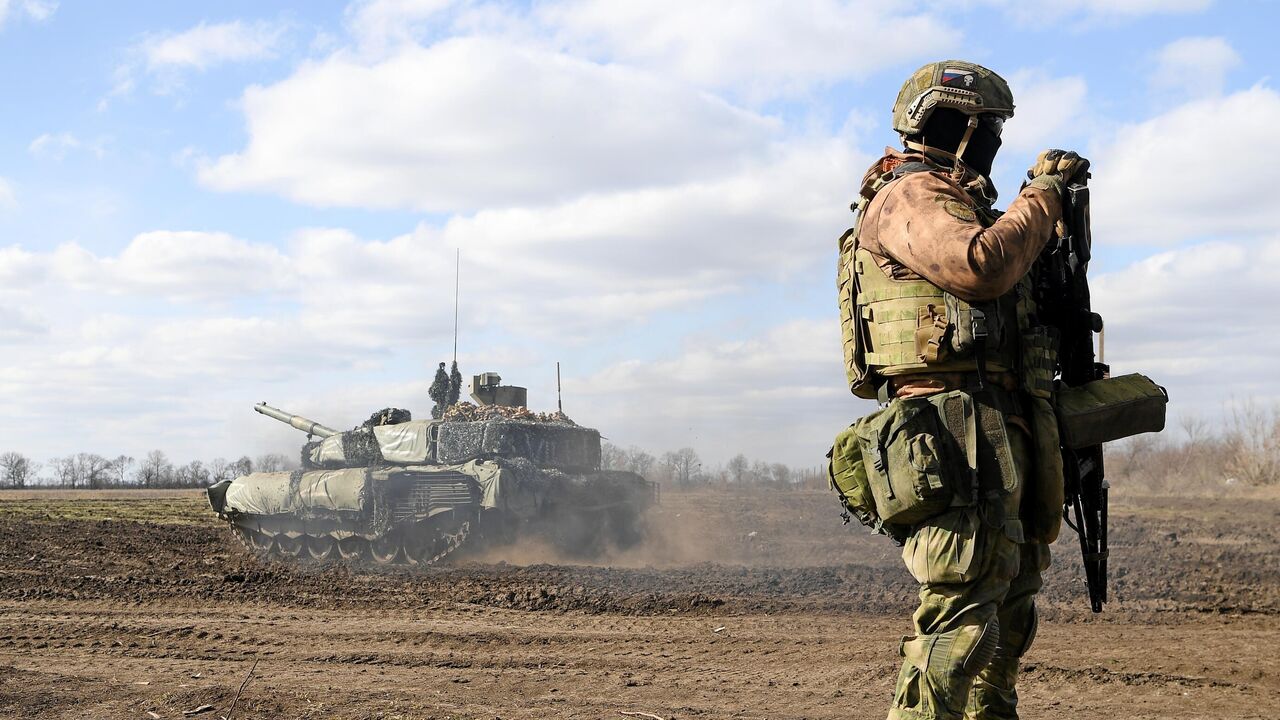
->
xmin=1025 ymin=149 xmax=1089 ymax=193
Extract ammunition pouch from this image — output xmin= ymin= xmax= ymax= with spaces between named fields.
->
xmin=829 ymin=392 xmax=982 ymax=534
xmin=1055 ymin=373 xmax=1168 ymax=448
xmin=945 ymin=294 xmax=1006 ymax=357
xmin=858 ymin=397 xmax=957 ymax=526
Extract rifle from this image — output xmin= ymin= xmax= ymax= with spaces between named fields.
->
xmin=1032 ymin=168 xmax=1109 ymax=613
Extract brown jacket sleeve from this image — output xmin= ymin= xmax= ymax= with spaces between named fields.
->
xmin=859 ymin=171 xmax=1061 ymax=302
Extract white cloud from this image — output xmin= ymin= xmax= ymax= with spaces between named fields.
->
xmin=1092 ymin=85 xmax=1280 ymax=245
xmin=990 ymin=0 xmax=1211 ymax=25
xmin=0 ymin=303 xmax=46 ymax=343
xmin=1060 ymin=0 xmax=1211 ymax=15
xmin=96 ymin=231 xmax=294 ymax=301
xmin=0 ymin=0 xmax=56 ymax=28
xmin=571 ymin=319 xmax=857 ymax=466
xmin=344 ymin=0 xmax=456 ymax=52
xmin=0 ymin=245 xmax=41 ymax=284
xmin=1092 ymin=238 xmax=1280 ymax=418
xmin=143 ymin=20 xmax=285 ymax=71
xmin=0 ymin=176 xmax=15 ymax=209
xmin=200 ymin=36 xmax=780 ymax=212
xmin=1 ymin=231 xmax=293 ymax=302
xmin=28 ymin=131 xmax=79 ymax=158
xmin=1151 ymin=36 xmax=1240 ymax=98
xmin=999 ymin=69 xmax=1089 ymax=154
xmin=27 ymin=131 xmax=105 ymax=160
xmin=541 ymin=0 xmax=953 ymax=101
xmin=111 ymin=20 xmax=287 ymax=99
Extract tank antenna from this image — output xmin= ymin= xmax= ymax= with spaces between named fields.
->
xmin=452 ymin=248 xmax=460 ymax=364
xmin=556 ymin=361 xmax=563 ymax=413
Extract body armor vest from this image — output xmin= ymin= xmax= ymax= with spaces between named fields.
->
xmin=838 ymin=162 xmax=1018 ymax=399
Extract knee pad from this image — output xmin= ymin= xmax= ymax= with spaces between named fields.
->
xmin=961 ymin=616 xmax=1001 ymax=673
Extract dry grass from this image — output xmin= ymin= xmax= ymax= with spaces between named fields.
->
xmin=0 ymin=489 xmax=210 ymax=525
xmin=1108 ymin=402 xmax=1280 ymax=497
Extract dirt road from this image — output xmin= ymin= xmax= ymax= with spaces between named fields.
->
xmin=0 ymin=489 xmax=1277 ymax=719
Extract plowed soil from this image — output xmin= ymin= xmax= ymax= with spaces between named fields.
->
xmin=0 ymin=488 xmax=1277 ymax=719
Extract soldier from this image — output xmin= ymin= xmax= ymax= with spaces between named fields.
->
xmin=834 ymin=61 xmax=1088 ymax=719
xmin=429 ymin=361 xmax=450 ymax=419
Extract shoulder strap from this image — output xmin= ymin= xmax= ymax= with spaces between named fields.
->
xmin=854 ymin=157 xmax=938 ymax=214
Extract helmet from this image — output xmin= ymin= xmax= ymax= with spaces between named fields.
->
xmin=891 ymin=60 xmax=1014 ymax=137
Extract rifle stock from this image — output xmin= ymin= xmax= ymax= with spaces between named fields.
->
xmin=1035 ymin=177 xmax=1110 ymax=613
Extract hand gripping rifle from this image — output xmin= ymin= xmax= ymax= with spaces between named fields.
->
xmin=1032 ymin=166 xmax=1110 ymax=613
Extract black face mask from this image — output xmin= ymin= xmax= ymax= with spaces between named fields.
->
xmin=961 ymin=121 xmax=1001 ymax=178
xmin=912 ymin=108 xmax=1002 ymax=178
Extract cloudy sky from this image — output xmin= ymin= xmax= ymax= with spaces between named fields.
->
xmin=0 ymin=0 xmax=1273 ymax=468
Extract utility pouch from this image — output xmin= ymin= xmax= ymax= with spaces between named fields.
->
xmin=828 ymin=423 xmax=877 ymax=525
xmin=1020 ymin=326 xmax=1058 ymax=399
xmin=1055 ymin=373 xmax=1168 ymax=448
xmin=945 ymin=294 xmax=1005 ymax=355
xmin=828 ymin=414 xmax=909 ymax=542
xmin=854 ymin=398 xmax=961 ymax=526
xmin=1024 ymin=396 xmax=1065 ymax=543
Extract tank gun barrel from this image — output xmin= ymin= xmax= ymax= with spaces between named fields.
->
xmin=254 ymin=402 xmax=338 ymax=438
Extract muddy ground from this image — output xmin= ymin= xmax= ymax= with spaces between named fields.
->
xmin=0 ymin=488 xmax=1276 ymax=719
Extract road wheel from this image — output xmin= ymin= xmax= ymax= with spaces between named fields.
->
xmin=337 ymin=537 xmax=367 ymax=561
xmin=276 ymin=535 xmax=303 ymax=558
xmin=401 ymin=532 xmax=427 ymax=567
xmin=240 ymin=529 xmax=274 ymax=555
xmin=369 ymin=534 xmax=399 ymax=565
xmin=307 ymin=535 xmax=336 ymax=562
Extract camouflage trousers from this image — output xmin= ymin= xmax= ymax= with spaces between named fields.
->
xmin=887 ymin=412 xmax=1052 ymax=720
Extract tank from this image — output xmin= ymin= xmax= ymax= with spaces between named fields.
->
xmin=206 ymin=374 xmax=657 ymax=566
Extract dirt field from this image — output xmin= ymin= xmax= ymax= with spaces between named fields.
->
xmin=0 ymin=488 xmax=1277 ymax=719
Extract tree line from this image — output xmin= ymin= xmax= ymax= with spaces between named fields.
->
xmin=600 ymin=443 xmax=826 ymax=490
xmin=0 ymin=444 xmax=827 ymax=491
xmin=0 ymin=450 xmax=297 ymax=489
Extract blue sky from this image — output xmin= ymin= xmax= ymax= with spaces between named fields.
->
xmin=1 ymin=0 xmax=1276 ymax=469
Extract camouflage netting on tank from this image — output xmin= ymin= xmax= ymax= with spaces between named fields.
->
xmin=364 ymin=407 xmax=411 ymax=427
xmin=435 ymin=419 xmax=602 ymax=472
xmin=441 ymin=401 xmax=575 ymax=425
xmin=340 ymin=427 xmax=384 ymax=466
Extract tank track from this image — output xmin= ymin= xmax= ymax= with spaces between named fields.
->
xmin=229 ymin=515 xmax=473 ymax=567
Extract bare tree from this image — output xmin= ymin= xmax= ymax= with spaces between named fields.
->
xmin=230 ymin=456 xmax=253 ymax=478
xmin=109 ymin=455 xmax=134 ymax=487
xmin=726 ymin=454 xmax=749 ymax=484
xmin=137 ymin=450 xmax=173 ymax=488
xmin=625 ymin=446 xmax=656 ymax=477
xmin=769 ymin=462 xmax=792 ymax=487
xmin=254 ymin=453 xmax=289 ymax=472
xmin=76 ymin=453 xmax=113 ymax=489
xmin=209 ymin=457 xmax=232 ymax=484
xmin=1179 ymin=414 xmax=1210 ymax=445
xmin=0 ymin=452 xmax=36 ymax=488
xmin=177 ymin=460 xmax=210 ymax=488
xmin=1224 ymin=402 xmax=1280 ymax=485
xmin=48 ymin=456 xmax=78 ymax=487
xmin=749 ymin=460 xmax=772 ymax=485
xmin=600 ymin=442 xmax=628 ymax=471
xmin=662 ymin=447 xmax=701 ymax=487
